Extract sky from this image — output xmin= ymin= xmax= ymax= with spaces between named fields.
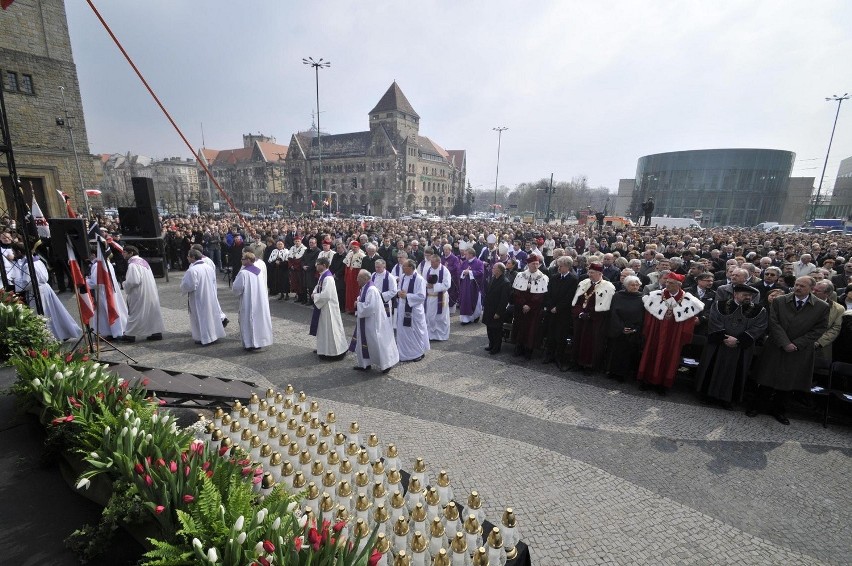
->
xmin=65 ymin=0 xmax=852 ymax=194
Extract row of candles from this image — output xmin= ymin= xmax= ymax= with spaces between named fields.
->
xmin=200 ymin=387 xmax=521 ymax=566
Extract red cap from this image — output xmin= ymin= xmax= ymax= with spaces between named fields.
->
xmin=588 ymin=263 xmax=603 ymax=272
xmin=667 ymin=273 xmax=685 ymax=282
xmin=350 ymin=241 xmax=360 ymax=248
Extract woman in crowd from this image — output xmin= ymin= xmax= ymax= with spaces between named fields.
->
xmin=606 ymin=275 xmax=645 ymax=382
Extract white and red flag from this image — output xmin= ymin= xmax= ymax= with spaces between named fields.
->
xmin=31 ymin=196 xmax=51 ymax=239
xmin=66 ymin=238 xmax=94 ymax=325
xmin=94 ymin=238 xmax=120 ymax=325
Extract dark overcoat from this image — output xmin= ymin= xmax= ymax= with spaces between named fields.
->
xmin=755 ymin=293 xmax=828 ymax=391
xmin=482 ymin=275 xmax=511 ymax=328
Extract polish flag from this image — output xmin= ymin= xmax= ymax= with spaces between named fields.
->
xmin=66 ymin=238 xmax=94 ymax=326
xmin=94 ymin=239 xmax=120 ymax=325
xmin=31 ymin=196 xmax=51 ymax=238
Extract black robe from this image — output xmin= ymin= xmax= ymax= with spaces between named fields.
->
xmin=606 ymin=291 xmax=645 ymax=378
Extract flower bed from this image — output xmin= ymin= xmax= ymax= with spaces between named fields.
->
xmin=10 ymin=345 xmax=380 ymax=565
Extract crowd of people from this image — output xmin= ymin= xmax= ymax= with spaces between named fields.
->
xmin=4 ymin=211 xmax=852 ymax=426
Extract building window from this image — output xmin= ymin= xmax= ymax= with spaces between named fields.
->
xmin=19 ymin=74 xmax=34 ymax=95
xmin=3 ymin=70 xmax=18 ymax=92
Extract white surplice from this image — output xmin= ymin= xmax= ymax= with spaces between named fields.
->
xmin=371 ymin=270 xmax=398 ymax=318
xmin=17 ymin=258 xmax=81 ymax=341
xmin=181 ymin=259 xmax=226 ymax=345
xmin=201 ymin=255 xmax=227 ymax=322
xmin=394 ymin=271 xmax=430 ymax=361
xmin=423 ymin=264 xmax=451 ymax=341
xmin=312 ymin=270 xmax=348 ymax=356
xmin=123 ymin=257 xmax=165 ymax=338
xmin=232 ymin=265 xmax=273 ymax=349
xmin=354 ymin=283 xmax=400 ymax=370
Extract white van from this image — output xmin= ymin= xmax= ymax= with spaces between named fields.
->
xmin=753 ymin=222 xmax=779 ymax=232
xmin=649 ymin=217 xmax=702 ymax=229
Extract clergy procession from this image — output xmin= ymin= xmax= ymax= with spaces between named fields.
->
xmin=4 ymin=211 xmax=852 ymax=429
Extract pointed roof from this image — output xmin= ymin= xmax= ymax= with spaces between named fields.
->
xmin=369 ymin=81 xmax=420 ymax=119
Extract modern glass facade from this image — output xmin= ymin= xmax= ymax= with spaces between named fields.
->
xmin=631 ymin=149 xmax=795 ymax=227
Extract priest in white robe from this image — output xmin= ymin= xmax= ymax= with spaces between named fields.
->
xmin=394 ymin=259 xmax=430 ymax=362
xmin=351 ymin=269 xmax=399 ymax=373
xmin=87 ymin=244 xmax=128 ymax=339
xmin=310 ymin=256 xmax=348 ymax=359
xmin=370 ymin=258 xmax=398 ymax=318
xmin=181 ymin=249 xmax=226 ymax=345
xmin=120 ymin=246 xmax=165 ymax=341
xmin=15 ymin=250 xmax=80 ymax=341
xmin=232 ymin=252 xmax=273 ymax=350
xmin=191 ymin=244 xmax=229 ymax=327
xmin=423 ymin=253 xmax=451 ymax=341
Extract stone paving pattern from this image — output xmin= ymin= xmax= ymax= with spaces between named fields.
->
xmin=67 ymin=274 xmax=852 ymax=565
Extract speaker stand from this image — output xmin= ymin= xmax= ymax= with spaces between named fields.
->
xmin=71 ymin=323 xmax=137 ymax=364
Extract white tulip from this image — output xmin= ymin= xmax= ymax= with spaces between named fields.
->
xmin=152 ymin=414 xmax=159 ymax=423
xmin=298 ymin=514 xmax=308 ymax=528
xmin=90 ymin=452 xmax=99 ymax=459
xmin=31 ymin=378 xmax=41 ymax=388
xmin=272 ymin=517 xmax=281 ymax=530
xmin=76 ymin=477 xmax=91 ymax=490
xmin=54 ymin=372 xmax=63 ymax=380
xmin=255 ymin=542 xmax=264 ymax=555
xmin=206 ymin=547 xmax=218 ymax=563
xmin=192 ymin=538 xmax=203 ymax=551
xmin=234 ymin=515 xmax=245 ymax=531
xmin=236 ymin=532 xmax=246 ymax=545
xmin=256 ymin=508 xmax=268 ymax=524
xmin=146 ymin=434 xmax=153 ymax=442
xmin=286 ymin=501 xmax=298 ymax=513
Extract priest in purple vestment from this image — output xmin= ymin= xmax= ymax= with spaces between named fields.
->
xmin=458 ymin=246 xmax=485 ymax=325
xmin=441 ymin=244 xmax=462 ymax=312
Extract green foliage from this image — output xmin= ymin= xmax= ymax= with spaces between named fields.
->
xmin=0 ymin=294 xmax=56 ymax=364
xmin=65 ymin=479 xmax=147 ymax=561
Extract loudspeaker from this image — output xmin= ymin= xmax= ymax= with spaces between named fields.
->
xmin=122 ymin=237 xmax=166 ymax=279
xmin=119 ymin=206 xmax=160 ymax=238
xmin=49 ymin=218 xmax=88 ymax=264
xmin=131 ymin=176 xmax=156 ymax=211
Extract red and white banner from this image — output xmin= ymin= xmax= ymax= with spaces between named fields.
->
xmin=67 ymin=238 xmax=94 ymax=326
xmin=94 ymin=239 xmax=120 ymax=325
xmin=31 ymin=196 xmax=50 ymax=239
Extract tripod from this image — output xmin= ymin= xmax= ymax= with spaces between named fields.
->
xmin=69 ymin=274 xmax=136 ymax=363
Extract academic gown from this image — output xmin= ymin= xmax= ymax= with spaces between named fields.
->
xmin=637 ymin=290 xmax=703 ymax=388
xmin=395 ymin=272 xmax=430 ymax=361
xmin=353 ymin=282 xmax=400 ymax=370
xmin=87 ymin=259 xmax=128 ymax=339
xmin=458 ymin=257 xmax=485 ymax=323
xmin=512 ymin=268 xmax=549 ymax=351
xmin=311 ymin=269 xmax=349 ymax=356
xmin=18 ymin=258 xmax=81 ymax=341
xmin=343 ymin=250 xmax=365 ymax=314
xmin=423 ymin=264 xmax=452 ymax=341
xmin=232 ymin=264 xmax=274 ymax=349
xmin=123 ymin=256 xmax=165 ymax=338
xmin=180 ymin=260 xmax=226 ymax=345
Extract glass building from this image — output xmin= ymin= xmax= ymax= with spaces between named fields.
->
xmin=630 ymin=149 xmax=796 ymax=227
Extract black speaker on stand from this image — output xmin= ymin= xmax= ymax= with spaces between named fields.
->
xmin=49 ymin=218 xmax=89 ymax=263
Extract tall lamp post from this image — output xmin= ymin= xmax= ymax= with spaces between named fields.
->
xmin=303 ymin=57 xmax=330 ymax=216
xmin=493 ymin=126 xmax=508 ymax=218
xmin=59 ymin=86 xmax=91 ymax=219
xmin=811 ymin=93 xmax=849 ymax=221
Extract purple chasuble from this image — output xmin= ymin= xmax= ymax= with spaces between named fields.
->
xmin=458 ymin=258 xmax=484 ymax=316
xmin=309 ymin=269 xmax=333 ymax=336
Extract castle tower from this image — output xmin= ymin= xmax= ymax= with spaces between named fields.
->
xmin=368 ymin=81 xmax=420 ymax=146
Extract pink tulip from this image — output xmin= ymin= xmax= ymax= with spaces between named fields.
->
xmin=134 ymin=463 xmax=145 ymax=474
xmin=155 ymin=505 xmax=165 ymax=514
xmin=185 ymin=465 xmax=191 ymax=477
xmin=145 ymin=475 xmax=153 ymax=486
xmin=169 ymin=461 xmax=177 ymax=473
xmin=183 ymin=494 xmax=195 ymax=503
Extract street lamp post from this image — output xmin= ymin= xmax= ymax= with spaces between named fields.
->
xmin=59 ymin=86 xmax=91 ymax=219
xmin=303 ymin=57 xmax=330 ymax=216
xmin=493 ymin=126 xmax=508 ymax=218
xmin=811 ymin=93 xmax=850 ymax=221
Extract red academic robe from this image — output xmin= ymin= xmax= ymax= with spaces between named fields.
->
xmin=637 ymin=309 xmax=696 ymax=388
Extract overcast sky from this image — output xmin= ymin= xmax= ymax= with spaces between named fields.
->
xmin=66 ymin=1 xmax=852 ymax=194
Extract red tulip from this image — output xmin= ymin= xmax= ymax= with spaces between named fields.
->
xmin=169 ymin=460 xmax=177 ymax=473
xmin=155 ymin=505 xmax=165 ymax=514
xmin=28 ymin=350 xmax=37 ymax=358
xmin=64 ymin=415 xmax=74 ymax=423
xmin=155 ymin=458 xmax=166 ymax=468
xmin=183 ymin=494 xmax=195 ymax=503
xmin=205 ymin=470 xmax=213 ymax=478
xmin=141 ymin=377 xmax=150 ymax=387
xmin=185 ymin=465 xmax=191 ymax=477
xmin=134 ymin=463 xmax=145 ymax=474
xmin=41 ymin=349 xmax=48 ymax=357
xmin=262 ymin=540 xmax=275 ymax=553
xmin=202 ymin=461 xmax=211 ymax=471
xmin=144 ymin=475 xmax=153 ymax=486
xmin=218 ymin=445 xmax=230 ymax=457
xmin=367 ymin=548 xmax=382 ymax=566
xmin=65 ymin=354 xmax=73 ymax=363
xmin=294 ymin=536 xmax=303 ymax=552
xmin=257 ymin=557 xmax=270 ymax=566
xmin=81 ymin=355 xmax=89 ymax=362
xmin=308 ymin=527 xmax=321 ymax=551
xmin=241 ymin=466 xmax=253 ymax=477
xmin=332 ymin=520 xmax=346 ymax=533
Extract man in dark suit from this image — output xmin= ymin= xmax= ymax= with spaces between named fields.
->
xmin=301 ymin=237 xmax=320 ymax=305
xmin=482 ymin=262 xmax=511 ymax=355
xmin=831 ymin=261 xmax=852 ymax=290
xmin=542 ymin=256 xmax=579 ymax=370
xmin=360 ymin=243 xmax=380 ymax=273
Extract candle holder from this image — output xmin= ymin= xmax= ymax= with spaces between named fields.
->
xmin=433 ymin=548 xmax=450 ymax=566
xmin=292 ymin=471 xmax=307 ymax=492
xmin=429 ymin=516 xmax=448 ymax=556
xmin=320 ymin=492 xmax=335 ymax=514
xmin=299 ymin=450 xmax=312 ymax=476
xmin=412 ymin=457 xmax=427 ymax=486
xmin=229 ymin=400 xmax=242 ymax=421
xmin=239 ymin=406 xmax=250 ymax=428
xmin=374 ymin=532 xmax=392 ymax=566
xmin=266 ymin=405 xmax=278 ymax=422
xmin=249 ymin=392 xmax=260 ymax=413
xmin=463 ymin=514 xmax=482 ymax=557
xmin=387 ymin=467 xmax=403 ymax=494
xmin=265 ymin=387 xmax=275 ymax=404
xmin=249 ymin=435 xmax=262 ymax=462
xmin=355 ymin=493 xmax=372 ymax=523
xmin=322 ymin=470 xmax=337 ymax=493
xmin=336 ymin=479 xmax=354 ymax=512
xmin=259 ymin=399 xmax=268 ymax=414
xmin=210 ymin=429 xmax=224 ymax=454
xmin=410 ymin=502 xmax=428 ymax=538
xmin=392 ymin=515 xmax=411 ymax=554
xmin=410 ymin=531 xmax=430 ymax=566
xmin=257 ymin=419 xmax=269 ymax=443
xmin=320 ymin=422 xmax=333 ymax=441
xmin=287 ymin=442 xmax=301 ymax=466
xmin=367 ymin=433 xmax=382 ymax=461
xmin=303 ymin=481 xmax=320 ymax=510
xmin=229 ymin=420 xmax=242 ymax=444
xmin=357 ymin=449 xmax=372 ymax=478
xmin=450 ymin=532 xmax=470 ymax=566
xmin=385 ymin=444 xmax=400 ymax=471
xmin=309 ymin=400 xmax=320 ymax=420
xmin=280 ymin=461 xmax=295 ymax=491
xmin=390 ymin=489 xmax=409 ymax=524
xmin=354 ymin=518 xmax=370 ymax=554
xmin=500 ymin=508 xmax=518 ymax=560
xmin=372 ymin=459 xmax=387 ymax=489
xmin=284 ymin=384 xmax=295 ymax=404
xmin=269 ymin=452 xmax=283 ymax=481
xmin=248 ymin=412 xmax=260 ymax=432
xmin=260 ymin=471 xmax=275 ymax=498
xmin=267 ymin=426 xmax=280 ymax=445
xmin=425 ymin=487 xmax=442 ymax=522
xmin=471 ymin=547 xmax=489 ymax=566
xmin=326 ymin=449 xmax=340 ymax=468
xmin=406 ymin=476 xmax=425 ymax=511
xmin=467 ymin=491 xmax=484 ymax=525
xmin=310 ymin=460 xmax=324 ymax=483
xmin=296 ymin=425 xmax=308 ymax=450
xmin=213 ymin=407 xmax=224 ymax=429
xmin=372 ymin=503 xmax=390 ymax=536
xmin=297 ymin=391 xmax=307 ymax=411
xmin=354 ymin=470 xmax=370 ymax=494
xmin=486 ymin=527 xmax=507 ymax=566
xmin=339 ymin=458 xmax=353 ymax=486
xmin=204 ymin=421 xmax=216 ymax=437
xmin=221 ymin=414 xmax=233 ymax=431
xmin=306 ymin=433 xmax=319 ymax=459
xmin=326 ymin=411 xmax=337 ymax=435
xmin=348 ymin=422 xmax=361 ymax=448
xmin=372 ymin=480 xmax=388 ymax=509
xmin=258 ymin=443 xmax=272 ymax=469
xmin=240 ymin=428 xmax=253 ymax=451
xmin=393 ymin=549 xmax=411 ymax=566
xmin=443 ymin=502 xmax=461 ymax=536
xmin=436 ymin=470 xmax=454 ymax=506
xmin=334 ymin=432 xmax=347 ymax=458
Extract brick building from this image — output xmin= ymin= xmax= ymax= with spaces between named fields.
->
xmin=198 ymin=134 xmax=288 ymax=214
xmin=284 ymin=82 xmax=466 ymax=217
xmin=0 ymin=0 xmax=96 ymax=219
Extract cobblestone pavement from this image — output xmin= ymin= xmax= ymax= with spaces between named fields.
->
xmin=68 ymin=273 xmax=852 ymax=565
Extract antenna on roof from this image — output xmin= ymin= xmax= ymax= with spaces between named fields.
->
xmin=200 ymin=122 xmax=206 ymax=148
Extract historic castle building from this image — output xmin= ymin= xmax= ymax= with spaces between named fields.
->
xmin=284 ymin=82 xmax=466 ymax=217
xmin=0 ymin=0 xmax=97 ymax=219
